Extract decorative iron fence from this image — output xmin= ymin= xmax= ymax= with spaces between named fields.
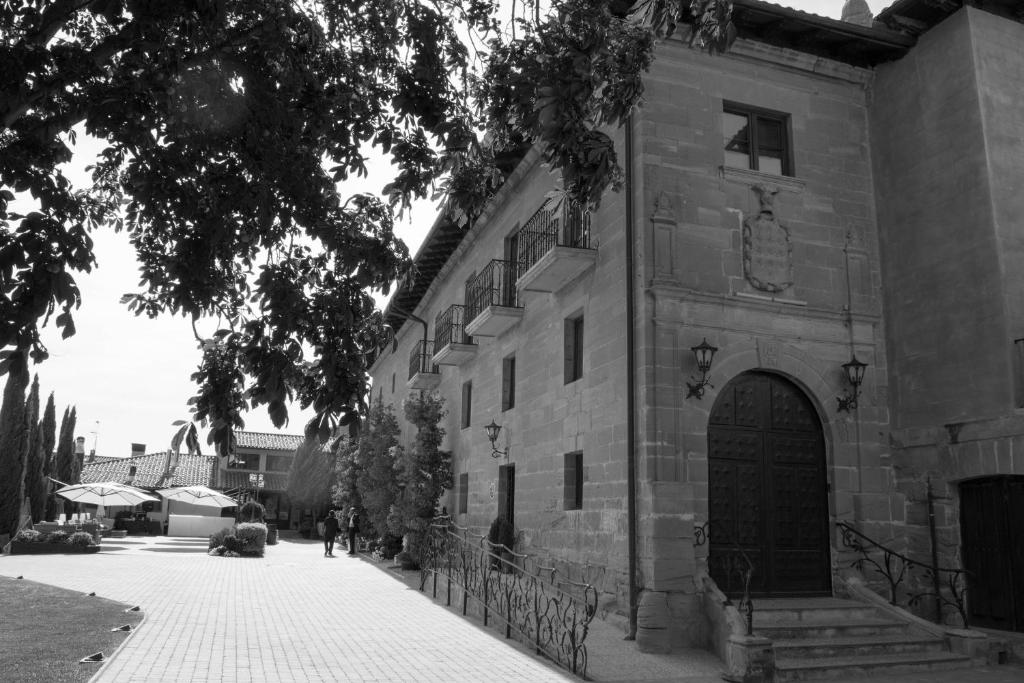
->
xmin=836 ymin=521 xmax=970 ymax=627
xmin=408 ymin=339 xmax=438 ymax=379
xmin=696 ymin=523 xmax=754 ymax=636
xmin=434 ymin=304 xmax=473 ymax=349
xmin=420 ymin=518 xmax=597 ymax=679
xmin=517 ymin=200 xmax=592 ymax=274
xmin=465 ymin=259 xmax=519 ymax=322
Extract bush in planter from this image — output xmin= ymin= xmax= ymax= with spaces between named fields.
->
xmin=235 ymin=522 xmax=268 ymax=556
xmin=209 ymin=527 xmax=233 ymax=550
xmin=15 ymin=529 xmax=42 ymax=543
xmin=222 ymin=535 xmax=244 ymax=554
xmin=67 ymin=531 xmax=95 ymax=546
xmin=238 ymin=500 xmax=266 ymax=523
xmin=47 ymin=530 xmax=68 ymax=544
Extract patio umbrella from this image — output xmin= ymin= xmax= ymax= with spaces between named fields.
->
xmin=158 ymin=486 xmax=237 ymax=508
xmin=55 ymin=482 xmax=159 ymax=507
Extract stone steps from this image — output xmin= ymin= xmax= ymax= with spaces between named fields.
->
xmin=752 ymin=598 xmax=975 ymax=682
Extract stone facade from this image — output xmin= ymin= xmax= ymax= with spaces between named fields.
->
xmin=368 ymin=1 xmax=1024 ymax=655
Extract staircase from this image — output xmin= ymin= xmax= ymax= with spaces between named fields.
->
xmin=754 ymin=597 xmax=975 ymax=681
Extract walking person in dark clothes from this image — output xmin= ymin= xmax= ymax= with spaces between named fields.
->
xmin=323 ymin=510 xmax=340 ymax=557
xmin=346 ymin=506 xmax=360 ymax=555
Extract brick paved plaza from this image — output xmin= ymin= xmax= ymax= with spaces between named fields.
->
xmin=0 ymin=535 xmax=575 ymax=683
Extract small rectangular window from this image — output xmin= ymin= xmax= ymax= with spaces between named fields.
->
xmin=458 ymin=472 xmax=469 ymax=514
xmin=564 ymin=452 xmax=583 ymax=510
xmin=564 ymin=315 xmax=584 ymax=384
xmin=461 ymin=380 xmax=472 ymax=429
xmin=502 ymin=355 xmax=516 ymax=411
xmin=266 ymin=455 xmax=291 ymax=472
xmin=227 ymin=452 xmax=260 ymax=470
xmin=391 ymin=373 xmax=395 ymax=393
xmin=723 ymin=103 xmax=792 ymax=176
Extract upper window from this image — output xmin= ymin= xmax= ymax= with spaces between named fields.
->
xmin=564 ymin=314 xmax=584 ymax=384
xmin=228 ymin=452 xmax=260 ymax=470
xmin=564 ymin=451 xmax=583 ymax=511
xmin=461 ymin=380 xmax=473 ymax=429
xmin=458 ymin=472 xmax=469 ymax=514
xmin=723 ymin=103 xmax=792 ymax=177
xmin=501 ymin=355 xmax=516 ymax=412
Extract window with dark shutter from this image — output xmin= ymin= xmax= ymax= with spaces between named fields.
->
xmin=501 ymin=355 xmax=516 ymax=411
xmin=461 ymin=380 xmax=472 ymax=429
xmin=458 ymin=472 xmax=469 ymax=514
xmin=564 ymin=314 xmax=584 ymax=384
xmin=564 ymin=452 xmax=583 ymax=510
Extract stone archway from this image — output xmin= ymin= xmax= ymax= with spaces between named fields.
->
xmin=708 ymin=371 xmax=831 ymax=597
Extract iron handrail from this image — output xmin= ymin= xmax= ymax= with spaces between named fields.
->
xmin=836 ymin=521 xmax=970 ymax=627
xmin=695 ymin=523 xmax=754 ymax=635
xmin=420 ymin=517 xmax=597 ymax=679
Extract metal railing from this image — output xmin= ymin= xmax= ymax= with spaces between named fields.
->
xmin=836 ymin=521 xmax=970 ymax=627
xmin=434 ymin=304 xmax=473 ymax=349
xmin=696 ymin=523 xmax=754 ymax=636
xmin=517 ymin=200 xmax=592 ymax=275
xmin=408 ymin=339 xmax=438 ymax=379
xmin=420 ymin=518 xmax=597 ymax=679
xmin=465 ymin=259 xmax=520 ymax=322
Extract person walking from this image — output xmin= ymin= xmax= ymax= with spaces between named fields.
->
xmin=322 ymin=510 xmax=340 ymax=557
xmin=346 ymin=506 xmax=360 ymax=556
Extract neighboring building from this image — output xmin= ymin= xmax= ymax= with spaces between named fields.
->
xmin=213 ymin=430 xmax=305 ymax=529
xmin=367 ymin=0 xmax=1024 ymax=669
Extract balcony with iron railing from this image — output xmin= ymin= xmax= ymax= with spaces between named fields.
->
xmin=516 ymin=199 xmax=596 ymax=294
xmin=407 ymin=339 xmax=441 ymax=390
xmin=432 ymin=304 xmax=477 ymax=366
xmin=464 ymin=259 xmax=524 ymax=338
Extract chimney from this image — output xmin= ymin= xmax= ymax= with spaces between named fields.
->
xmin=131 ymin=442 xmax=146 ymax=458
xmin=127 ymin=464 xmax=137 ymax=485
xmin=75 ymin=437 xmax=86 ymax=456
xmin=840 ymin=0 xmax=873 ymax=27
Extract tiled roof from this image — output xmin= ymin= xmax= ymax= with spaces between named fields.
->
xmin=220 ymin=470 xmax=289 ymax=492
xmin=233 ymin=431 xmax=304 ymax=452
xmin=81 ymin=451 xmax=216 ymax=489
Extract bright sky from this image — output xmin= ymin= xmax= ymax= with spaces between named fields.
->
xmin=7 ymin=1 xmax=879 ymax=459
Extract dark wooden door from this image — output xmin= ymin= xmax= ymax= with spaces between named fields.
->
xmin=708 ymin=372 xmax=830 ymax=597
xmin=961 ymin=476 xmax=1024 ymax=632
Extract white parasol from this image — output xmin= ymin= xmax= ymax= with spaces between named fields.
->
xmin=158 ymin=485 xmax=237 ymax=509
xmin=55 ymin=482 xmax=159 ymax=507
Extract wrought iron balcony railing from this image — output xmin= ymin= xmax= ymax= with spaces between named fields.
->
xmin=465 ymin=259 xmax=520 ymax=322
xmin=837 ymin=521 xmax=970 ymax=627
xmin=517 ymin=199 xmax=592 ymax=274
xmin=408 ymin=339 xmax=438 ymax=380
xmin=420 ymin=517 xmax=597 ymax=679
xmin=434 ymin=304 xmax=473 ymax=349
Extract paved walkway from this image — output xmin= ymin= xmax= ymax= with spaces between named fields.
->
xmin=0 ymin=535 xmax=573 ymax=682
xmin=2 ymin=534 xmax=1023 ymax=683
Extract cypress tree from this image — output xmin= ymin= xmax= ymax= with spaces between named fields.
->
xmin=66 ymin=407 xmax=81 ymax=484
xmin=40 ymin=393 xmax=57 ymax=521
xmin=0 ymin=353 xmax=30 ymax=540
xmin=54 ymin=406 xmax=72 ymax=484
xmin=23 ymin=376 xmax=46 ymax=522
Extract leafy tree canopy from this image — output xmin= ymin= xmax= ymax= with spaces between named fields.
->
xmin=0 ymin=0 xmax=733 ymax=453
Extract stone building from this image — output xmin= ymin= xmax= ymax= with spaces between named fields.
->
xmin=368 ymin=0 xmax=1024 ymax=673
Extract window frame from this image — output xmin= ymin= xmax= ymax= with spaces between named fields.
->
xmin=501 ymin=354 xmax=516 ymax=412
xmin=722 ymin=101 xmax=794 ymax=177
xmin=564 ymin=314 xmax=584 ymax=384
xmin=227 ymin=451 xmax=260 ymax=471
xmin=458 ymin=472 xmax=469 ymax=514
xmin=564 ymin=451 xmax=583 ymax=511
xmin=461 ymin=380 xmax=473 ymax=429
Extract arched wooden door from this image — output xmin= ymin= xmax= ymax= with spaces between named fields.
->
xmin=708 ymin=371 xmax=831 ymax=597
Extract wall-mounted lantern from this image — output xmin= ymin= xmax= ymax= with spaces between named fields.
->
xmin=836 ymin=355 xmax=868 ymax=412
xmin=685 ymin=338 xmax=718 ymax=400
xmin=484 ymin=420 xmax=508 ymax=459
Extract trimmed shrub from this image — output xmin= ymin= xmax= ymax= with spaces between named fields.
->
xmin=235 ymin=522 xmax=268 ymax=555
xmin=15 ymin=529 xmax=42 ymax=542
xmin=67 ymin=531 xmax=94 ymax=546
xmin=47 ymin=530 xmax=68 ymax=544
xmin=222 ymin=535 xmax=244 ymax=554
xmin=209 ymin=527 xmax=232 ymax=550
xmin=238 ymin=500 xmax=265 ymax=523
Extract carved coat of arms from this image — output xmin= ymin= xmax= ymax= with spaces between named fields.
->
xmin=743 ymin=185 xmax=793 ymax=293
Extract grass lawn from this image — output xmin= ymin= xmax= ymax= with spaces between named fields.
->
xmin=0 ymin=576 xmax=144 ymax=683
